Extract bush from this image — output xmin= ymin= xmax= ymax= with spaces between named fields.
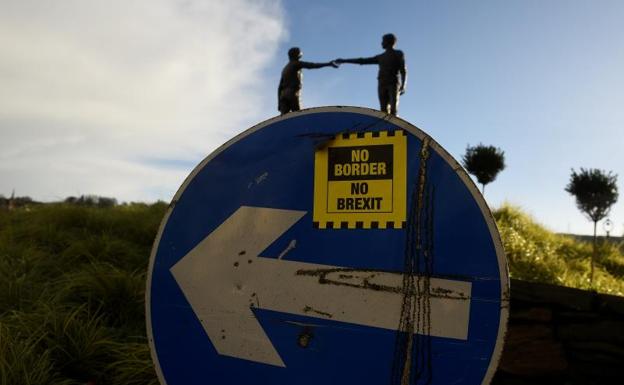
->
xmin=57 ymin=263 xmax=146 ymax=333
xmin=0 ymin=323 xmax=74 ymax=385
xmin=494 ymin=204 xmax=624 ymax=295
xmin=0 ymin=202 xmax=165 ymax=385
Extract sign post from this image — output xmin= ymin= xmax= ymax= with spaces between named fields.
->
xmin=146 ymin=107 xmax=509 ymax=385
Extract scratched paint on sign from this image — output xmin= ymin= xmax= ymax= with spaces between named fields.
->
xmin=170 ymin=206 xmax=472 ymax=368
xmin=146 ymin=107 xmax=509 ymax=385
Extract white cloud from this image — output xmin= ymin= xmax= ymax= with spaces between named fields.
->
xmin=0 ymin=0 xmax=286 ymax=201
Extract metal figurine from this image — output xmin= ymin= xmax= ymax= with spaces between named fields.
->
xmin=337 ymin=34 xmax=407 ymax=116
xmin=278 ymin=47 xmax=339 ymax=115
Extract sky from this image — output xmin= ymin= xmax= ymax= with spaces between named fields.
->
xmin=1 ymin=0 xmax=623 ymax=236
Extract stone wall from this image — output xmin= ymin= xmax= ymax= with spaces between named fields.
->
xmin=493 ymin=279 xmax=624 ymax=385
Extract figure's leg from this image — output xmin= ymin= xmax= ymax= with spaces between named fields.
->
xmin=389 ymin=84 xmax=399 ymax=116
xmin=278 ymin=97 xmax=288 ymax=115
xmin=378 ymin=84 xmax=389 ymax=113
xmin=279 ymin=90 xmax=298 ymax=114
xmin=279 ymin=89 xmax=291 ymax=114
xmin=292 ymin=91 xmax=301 ymax=111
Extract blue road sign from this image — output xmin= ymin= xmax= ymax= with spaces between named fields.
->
xmin=146 ymin=106 xmax=509 ymax=385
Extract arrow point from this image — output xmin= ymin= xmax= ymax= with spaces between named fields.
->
xmin=208 ymin=310 xmax=286 ymax=367
xmin=171 ymin=206 xmax=306 ymax=367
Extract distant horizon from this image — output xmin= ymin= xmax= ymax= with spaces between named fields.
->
xmin=2 ymin=172 xmax=619 ymax=238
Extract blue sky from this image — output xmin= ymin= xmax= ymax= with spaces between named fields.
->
xmin=264 ymin=0 xmax=624 ymax=235
xmin=1 ymin=0 xmax=622 ymax=235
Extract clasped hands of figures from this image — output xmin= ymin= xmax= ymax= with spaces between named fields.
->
xmin=330 ymin=58 xmax=406 ymax=95
xmin=278 ymin=33 xmax=407 ymax=116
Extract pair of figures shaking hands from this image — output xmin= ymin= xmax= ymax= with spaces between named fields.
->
xmin=278 ymin=33 xmax=407 ymax=116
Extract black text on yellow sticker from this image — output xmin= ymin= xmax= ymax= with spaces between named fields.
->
xmin=313 ymin=131 xmax=406 ymax=229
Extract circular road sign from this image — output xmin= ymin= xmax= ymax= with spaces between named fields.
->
xmin=146 ymin=106 xmax=509 ymax=385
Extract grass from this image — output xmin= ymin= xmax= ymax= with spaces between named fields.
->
xmin=494 ymin=204 xmax=624 ymax=296
xmin=0 ymin=201 xmax=622 ymax=384
xmin=0 ymin=202 xmax=165 ymax=385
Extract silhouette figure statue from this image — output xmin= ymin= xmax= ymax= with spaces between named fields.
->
xmin=337 ymin=33 xmax=407 ymax=116
xmin=278 ymin=47 xmax=338 ymax=115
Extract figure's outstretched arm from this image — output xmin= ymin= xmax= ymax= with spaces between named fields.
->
xmin=300 ymin=61 xmax=339 ymax=69
xmin=399 ymin=53 xmax=407 ymax=94
xmin=399 ymin=67 xmax=407 ymax=94
xmin=335 ymin=56 xmax=378 ymax=65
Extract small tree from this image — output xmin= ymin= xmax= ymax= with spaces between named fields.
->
xmin=462 ymin=144 xmax=506 ymax=194
xmin=565 ymin=168 xmax=618 ymax=286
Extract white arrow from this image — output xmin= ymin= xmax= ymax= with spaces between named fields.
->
xmin=170 ymin=206 xmax=472 ymax=367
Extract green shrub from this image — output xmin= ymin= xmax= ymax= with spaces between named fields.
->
xmin=105 ymin=342 xmax=159 ymax=385
xmin=494 ymin=204 xmax=624 ymax=295
xmin=0 ymin=203 xmax=165 ymax=385
xmin=57 ymin=263 xmax=146 ymax=333
xmin=0 ymin=323 xmax=74 ymax=385
xmin=3 ymin=305 xmax=116 ymax=384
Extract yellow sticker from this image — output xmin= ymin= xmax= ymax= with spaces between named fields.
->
xmin=313 ymin=130 xmax=406 ymax=229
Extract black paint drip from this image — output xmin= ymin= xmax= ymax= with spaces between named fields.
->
xmin=391 ymin=137 xmax=435 ymax=385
